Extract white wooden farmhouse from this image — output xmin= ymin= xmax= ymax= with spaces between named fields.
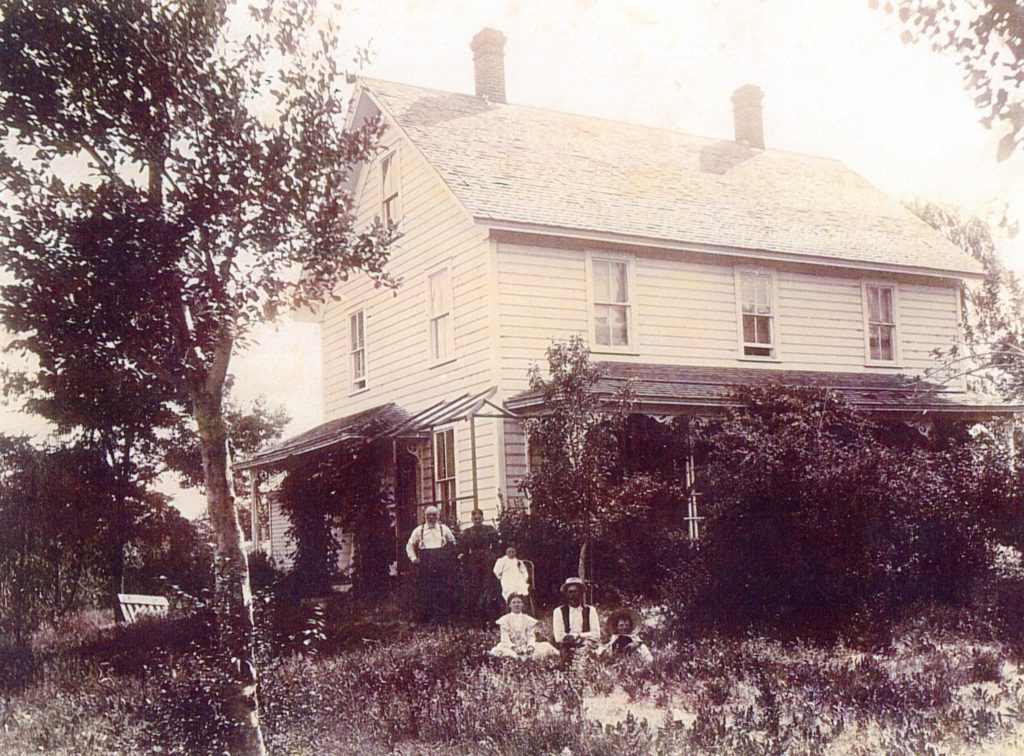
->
xmin=238 ymin=28 xmax=1014 ymax=574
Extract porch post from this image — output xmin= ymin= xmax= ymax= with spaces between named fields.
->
xmin=393 ymin=439 xmax=401 ymax=572
xmin=470 ymin=415 xmax=479 ymax=511
xmin=250 ymin=473 xmax=260 ymax=548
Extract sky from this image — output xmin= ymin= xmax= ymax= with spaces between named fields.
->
xmin=2 ymin=0 xmax=1022 ymax=518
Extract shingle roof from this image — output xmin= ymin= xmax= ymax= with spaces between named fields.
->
xmin=505 ymin=362 xmax=1018 ymax=417
xmin=235 ymin=403 xmax=411 ymax=470
xmin=361 ymin=78 xmax=982 ymax=278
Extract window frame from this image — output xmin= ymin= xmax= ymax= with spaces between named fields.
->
xmin=432 ymin=425 xmax=457 ymax=519
xmin=861 ymin=281 xmax=901 ymax=366
xmin=379 ymin=145 xmax=401 ymax=227
xmin=734 ymin=267 xmax=781 ymax=361
xmin=426 ymin=261 xmax=456 ymax=367
xmin=348 ymin=306 xmax=368 ymax=394
xmin=585 ymin=250 xmax=637 ymax=354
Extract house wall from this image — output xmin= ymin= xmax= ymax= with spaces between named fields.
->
xmin=265 ymin=493 xmax=355 ymax=577
xmin=492 ymin=240 xmax=964 ymax=494
xmin=317 ymin=98 xmax=501 ymax=524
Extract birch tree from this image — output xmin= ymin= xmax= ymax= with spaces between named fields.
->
xmin=0 ymin=1 xmax=395 ymax=751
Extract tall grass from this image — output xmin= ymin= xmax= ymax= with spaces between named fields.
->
xmin=2 ymin=601 xmax=1024 ymax=754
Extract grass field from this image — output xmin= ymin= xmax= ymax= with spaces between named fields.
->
xmin=2 ymin=601 xmax=1024 ymax=754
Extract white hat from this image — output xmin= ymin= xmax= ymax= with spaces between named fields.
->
xmin=559 ymin=577 xmax=586 ymax=594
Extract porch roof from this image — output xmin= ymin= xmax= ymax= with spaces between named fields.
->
xmin=234 ymin=402 xmax=412 ymax=471
xmin=388 ymin=386 xmax=517 ymax=436
xmin=504 ymin=362 xmax=1020 ymax=418
xmin=236 ymin=387 xmax=518 ymax=472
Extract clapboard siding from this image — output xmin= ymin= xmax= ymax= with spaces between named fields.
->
xmin=494 ymin=241 xmax=964 ymax=397
xmin=492 ymin=242 xmax=965 ymax=498
xmin=266 ymin=494 xmax=353 ymax=576
xmin=267 ymin=495 xmax=293 ymax=571
xmin=317 ymin=104 xmax=499 ymax=525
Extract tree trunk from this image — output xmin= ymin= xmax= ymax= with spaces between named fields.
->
xmin=577 ymin=539 xmax=589 ymax=585
xmin=194 ymin=389 xmax=266 ymax=756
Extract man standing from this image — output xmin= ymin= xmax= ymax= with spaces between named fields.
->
xmin=459 ymin=509 xmax=499 ymax=621
xmin=552 ymin=577 xmax=601 ymax=657
xmin=406 ymin=505 xmax=457 ymax=622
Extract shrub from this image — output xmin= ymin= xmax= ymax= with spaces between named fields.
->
xmin=671 ymin=385 xmax=1009 ymax=638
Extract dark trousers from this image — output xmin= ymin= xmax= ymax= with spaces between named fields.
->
xmin=415 ymin=547 xmax=454 ymax=622
xmin=462 ymin=551 xmax=498 ymax=621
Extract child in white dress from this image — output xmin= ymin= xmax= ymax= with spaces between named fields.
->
xmin=492 ymin=545 xmax=530 ymax=601
xmin=488 ymin=595 xmax=558 ymax=659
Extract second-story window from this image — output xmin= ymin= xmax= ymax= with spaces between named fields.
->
xmin=380 ymin=149 xmax=399 ymax=226
xmin=865 ymin=283 xmax=897 ymax=362
xmin=591 ymin=257 xmax=632 ymax=348
xmin=428 ymin=265 xmax=454 ymax=363
xmin=350 ymin=309 xmax=366 ymax=391
xmin=737 ymin=269 xmax=776 ymax=358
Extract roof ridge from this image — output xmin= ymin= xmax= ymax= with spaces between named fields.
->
xmin=357 ymin=75 xmax=847 ymax=165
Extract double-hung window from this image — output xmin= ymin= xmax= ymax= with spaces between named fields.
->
xmin=433 ymin=428 xmax=456 ymax=514
xmin=864 ymin=283 xmax=897 ymax=363
xmin=590 ymin=255 xmax=633 ymax=349
xmin=427 ymin=265 xmax=454 ymax=363
xmin=736 ymin=269 xmax=776 ymax=358
xmin=349 ymin=309 xmax=366 ymax=392
xmin=380 ymin=149 xmax=400 ymax=226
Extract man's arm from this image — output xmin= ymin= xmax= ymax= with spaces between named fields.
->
xmin=405 ymin=527 xmax=421 ymax=563
xmin=552 ymin=607 xmax=566 ymax=643
xmin=582 ymin=607 xmax=601 ymax=642
xmin=442 ymin=524 xmax=456 ymax=544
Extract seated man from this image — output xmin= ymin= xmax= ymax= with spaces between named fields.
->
xmin=551 ymin=577 xmax=600 ymax=655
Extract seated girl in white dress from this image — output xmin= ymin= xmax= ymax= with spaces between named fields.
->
xmin=488 ymin=594 xmax=558 ymax=659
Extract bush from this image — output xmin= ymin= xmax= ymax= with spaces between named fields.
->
xmin=669 ymin=385 xmax=1011 ymax=638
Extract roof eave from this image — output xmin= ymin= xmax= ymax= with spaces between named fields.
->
xmin=505 ymin=393 xmax=1019 ymax=418
xmin=480 ymin=218 xmax=986 ymax=281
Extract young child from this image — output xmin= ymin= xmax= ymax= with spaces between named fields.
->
xmin=598 ymin=608 xmax=653 ymax=664
xmin=488 ymin=594 xmax=558 ymax=659
xmin=492 ymin=544 xmax=530 ymax=602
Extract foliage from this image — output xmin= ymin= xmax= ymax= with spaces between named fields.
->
xmin=129 ymin=493 xmax=215 ymax=597
xmin=671 ymin=384 xmax=1010 ymax=636
xmin=278 ymin=440 xmax=394 ymax=598
xmin=520 ymin=336 xmax=653 ymax=582
xmin=4 ymin=601 xmax=1024 ymax=754
xmin=0 ymin=436 xmax=116 ymax=644
xmin=875 ymin=0 xmax=1024 ymax=162
xmin=0 ymin=0 xmax=400 ymax=747
xmin=909 ymin=200 xmax=1024 ymax=402
xmin=167 ymin=394 xmax=290 ymax=493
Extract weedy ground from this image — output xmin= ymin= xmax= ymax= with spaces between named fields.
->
xmin=2 ymin=600 xmax=1024 ymax=755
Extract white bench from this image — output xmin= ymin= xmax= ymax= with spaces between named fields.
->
xmin=116 ymin=593 xmax=169 ymax=624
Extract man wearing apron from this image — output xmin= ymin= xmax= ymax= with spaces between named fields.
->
xmin=405 ymin=505 xmax=457 ymax=622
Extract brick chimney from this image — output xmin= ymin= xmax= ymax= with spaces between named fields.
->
xmin=471 ymin=28 xmax=507 ymax=103
xmin=731 ymin=84 xmax=764 ymax=149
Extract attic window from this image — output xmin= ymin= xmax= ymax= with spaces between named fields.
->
xmin=380 ymin=148 xmax=400 ymax=226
